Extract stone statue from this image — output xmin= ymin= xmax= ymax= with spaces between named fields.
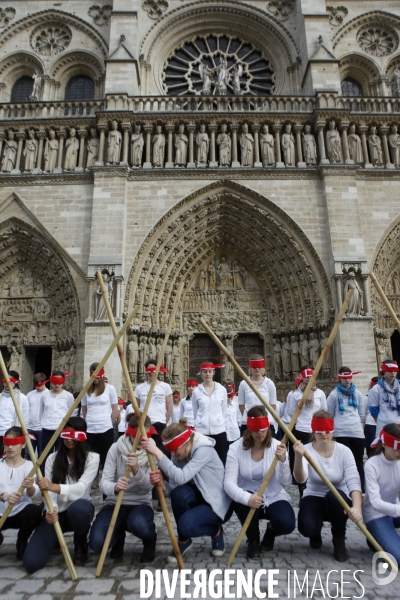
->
xmin=299 ymin=334 xmax=309 ymax=365
xmin=196 ymin=124 xmax=209 ymax=166
xmin=199 ymin=267 xmax=208 ymax=291
xmin=393 ymin=270 xmax=400 ymax=295
xmin=325 ymin=120 xmax=342 ymax=163
xmin=308 ymin=333 xmax=320 ymax=367
xmin=107 ymin=120 xmax=122 ymax=164
xmin=260 ymin=124 xmax=275 ymax=166
xmin=344 ymin=272 xmax=363 ymax=315
xmin=23 ymin=128 xmax=38 ymax=172
xmin=232 ymin=63 xmax=243 ymax=94
xmin=302 ymin=125 xmax=317 ymax=165
xmin=152 ymin=125 xmax=165 ymax=168
xmin=43 ymin=128 xmax=58 ymax=172
xmin=281 ymin=124 xmax=295 ymax=166
xmin=319 ymin=331 xmax=331 ymax=372
xmin=149 ymin=337 xmax=156 ymax=358
xmin=216 ymin=123 xmax=231 ymax=166
xmin=208 ymin=264 xmax=216 ymax=289
xmin=86 ymin=128 xmax=99 ymax=168
xmin=156 ymin=339 xmax=162 ymax=362
xmin=172 ymin=340 xmax=181 ymax=376
xmin=30 ymin=71 xmax=42 ymax=100
xmin=232 ymin=261 xmax=242 ymax=289
xmin=96 ymin=270 xmax=114 ymax=319
xmin=215 ymin=56 xmax=230 ymax=95
xmin=281 ymin=337 xmax=292 ymax=376
xmin=273 ymin=339 xmax=282 ymax=377
xmin=131 ymin=125 xmax=144 ymax=167
xmin=128 ymin=334 xmax=138 ymax=374
xmin=165 ymin=340 xmax=173 ymax=374
xmin=138 ymin=336 xmax=146 ymax=372
xmin=347 ymin=124 xmax=363 ymax=164
xmin=199 ymin=61 xmax=214 ymax=95
xmin=393 ymin=66 xmax=400 ymax=95
xmin=1 ymin=130 xmax=17 ymax=172
xmin=368 ymin=126 xmax=383 ymax=166
xmin=64 ymin=127 xmax=79 ymax=171
xmin=218 ymin=257 xmax=232 ymax=287
xmin=388 ymin=124 xmax=400 ymax=166
xmin=290 ymin=335 xmax=300 ymax=372
xmin=7 ymin=345 xmax=21 ymax=371
xmin=175 ymin=124 xmax=188 ymax=167
xmin=240 ymin=123 xmax=254 ymax=167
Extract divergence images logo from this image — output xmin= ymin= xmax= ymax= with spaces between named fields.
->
xmin=372 ymin=552 xmax=398 ymax=586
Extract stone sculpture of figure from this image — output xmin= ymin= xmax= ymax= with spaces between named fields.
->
xmin=199 ymin=61 xmax=214 ymax=95
xmin=175 ymin=124 xmax=188 ymax=167
xmin=218 ymin=257 xmax=232 ymax=287
xmin=86 ymin=128 xmax=99 ymax=168
xmin=368 ymin=126 xmax=383 ymax=166
xmin=23 ymin=128 xmax=38 ymax=172
xmin=259 ymin=124 xmax=275 ymax=166
xmin=325 ymin=120 xmax=343 ymax=163
xmin=281 ymin=337 xmax=291 ymax=376
xmin=281 ymin=124 xmax=295 ymax=166
xmin=393 ymin=66 xmax=400 ymax=95
xmin=394 ymin=270 xmax=400 ymax=295
xmin=388 ymin=124 xmax=400 ymax=166
xmin=240 ymin=123 xmax=254 ymax=167
xmin=302 ymin=125 xmax=317 ymax=165
xmin=232 ymin=63 xmax=243 ymax=94
xmin=138 ymin=336 xmax=146 ymax=372
xmin=215 ymin=56 xmax=230 ymax=95
xmin=344 ymin=272 xmax=363 ymax=315
xmin=95 ymin=271 xmax=114 ymax=319
xmin=165 ymin=340 xmax=173 ymax=374
xmin=131 ymin=125 xmax=144 ymax=167
xmin=43 ymin=128 xmax=58 ymax=172
xmin=273 ymin=339 xmax=282 ymax=377
xmin=30 ymin=71 xmax=42 ymax=100
xmin=152 ymin=125 xmax=165 ymax=168
xmin=128 ymin=334 xmax=138 ymax=374
xmin=1 ymin=130 xmax=17 ymax=172
xmin=8 ymin=345 xmax=21 ymax=372
xmin=290 ymin=335 xmax=300 ymax=373
xmin=199 ymin=267 xmax=208 ymax=291
xmin=319 ymin=331 xmax=331 ymax=371
xmin=196 ymin=124 xmax=209 ymax=166
xmin=216 ymin=123 xmax=231 ymax=166
xmin=299 ymin=334 xmax=309 ymax=366
xmin=172 ymin=340 xmax=181 ymax=376
xmin=64 ymin=127 xmax=79 ymax=171
xmin=107 ymin=120 xmax=122 ymax=164
xmin=232 ymin=261 xmax=242 ymax=288
xmin=208 ymin=264 xmax=216 ymax=289
xmin=156 ymin=339 xmax=162 ymax=362
xmin=347 ymin=124 xmax=363 ymax=164
xmin=308 ymin=333 xmax=320 ymax=367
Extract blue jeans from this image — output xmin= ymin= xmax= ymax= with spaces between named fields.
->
xmin=23 ymin=498 xmax=94 ymax=573
xmin=89 ymin=503 xmax=156 ymax=552
xmin=25 ymin=429 xmax=43 ymax=459
xmin=298 ymin=489 xmax=351 ymax=538
xmin=366 ymin=516 xmax=400 ymax=566
xmin=170 ymin=484 xmax=232 ymax=542
xmin=234 ymin=499 xmax=296 ymax=536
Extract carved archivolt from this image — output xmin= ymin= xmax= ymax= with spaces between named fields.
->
xmin=357 ymin=24 xmax=399 ymax=58
xmin=338 ymin=52 xmax=381 ymax=96
xmin=0 ymin=52 xmax=45 ymax=100
xmin=333 ymin=11 xmax=400 ymax=51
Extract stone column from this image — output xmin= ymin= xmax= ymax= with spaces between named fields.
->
xmin=335 ymin=276 xmax=343 ymax=308
xmin=76 ymin=129 xmax=87 ymax=172
xmin=0 ymin=131 xmax=5 ymax=161
xmin=230 ymin=124 xmax=240 ymax=168
xmin=95 ymin=125 xmax=107 ymax=166
xmin=379 ymin=126 xmax=394 ymax=169
xmin=33 ymin=130 xmax=46 ymax=174
xmin=208 ymin=123 xmax=218 ymax=168
xmin=54 ymin=128 xmax=66 ymax=173
xmin=120 ymin=123 xmax=131 ymax=166
xmin=165 ymin=123 xmax=174 ymax=168
xmin=272 ymin=124 xmax=284 ymax=167
xmin=362 ymin=275 xmax=371 ymax=315
xmin=252 ymin=124 xmax=262 ymax=167
xmin=87 ymin=278 xmax=95 ymax=320
xmin=11 ymin=132 xmax=25 ymax=174
xmin=358 ymin=125 xmax=372 ymax=168
xmin=187 ymin=123 xmax=196 ymax=168
xmin=316 ymin=122 xmax=330 ymax=165
xmin=143 ymin=124 xmax=153 ymax=169
xmin=115 ymin=277 xmax=123 ymax=318
xmin=294 ymin=124 xmax=306 ymax=168
xmin=340 ymin=121 xmax=353 ymax=165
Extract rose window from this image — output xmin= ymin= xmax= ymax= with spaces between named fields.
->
xmin=357 ymin=25 xmax=398 ymax=57
xmin=30 ymin=23 xmax=72 ymax=56
xmin=163 ymin=34 xmax=275 ymax=96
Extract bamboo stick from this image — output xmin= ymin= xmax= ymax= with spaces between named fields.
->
xmin=0 ymin=305 xmax=139 ymax=529
xmin=370 ymin=272 xmax=400 ymax=331
xmin=0 ymin=351 xmax=77 ymax=581
xmin=199 ymin=313 xmax=397 ymax=572
xmin=95 ymin=276 xmax=185 ymax=576
xmin=226 ymin=289 xmax=352 ymax=566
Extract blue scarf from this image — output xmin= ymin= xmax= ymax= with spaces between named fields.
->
xmin=378 ymin=377 xmax=400 ymax=413
xmin=337 ymin=382 xmax=357 ymax=413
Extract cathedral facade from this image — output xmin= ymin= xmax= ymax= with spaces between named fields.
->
xmin=1 ymin=0 xmax=400 ymax=398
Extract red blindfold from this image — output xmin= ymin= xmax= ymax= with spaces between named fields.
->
xmin=3 ymin=435 xmax=25 ymax=446
xmin=125 ymin=425 xmax=158 ymax=438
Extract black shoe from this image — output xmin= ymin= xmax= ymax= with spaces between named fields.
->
xmin=332 ymin=535 xmax=349 ymax=562
xmin=260 ymin=523 xmax=275 ymax=552
xmin=141 ymin=539 xmax=156 ymax=563
xmin=247 ymin=538 xmax=261 ymax=559
xmin=73 ymin=533 xmax=89 ymax=566
xmin=110 ymin=532 xmax=126 ymax=559
xmin=310 ymin=535 xmax=322 ymax=549
xmin=16 ymin=541 xmax=27 ymax=560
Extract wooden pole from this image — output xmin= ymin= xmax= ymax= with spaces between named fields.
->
xmin=0 ymin=351 xmax=77 ymax=581
xmin=199 ymin=309 xmax=396 ymax=571
xmin=370 ymin=272 xmax=400 ymax=330
xmin=95 ymin=277 xmax=185 ymax=576
xmin=226 ymin=289 xmax=352 ymax=566
xmin=0 ymin=305 xmax=139 ymax=529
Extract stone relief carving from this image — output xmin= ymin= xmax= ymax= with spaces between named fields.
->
xmin=368 ymin=126 xmax=383 ymax=166
xmin=325 ymin=120 xmax=343 ymax=163
xmin=142 ymin=0 xmax=169 ymax=20
xmin=30 ymin=23 xmax=72 ymax=56
xmin=357 ymin=25 xmax=398 ymax=57
xmin=152 ymin=125 xmax=165 ymax=168
xmin=326 ymin=6 xmax=348 ymax=27
xmin=266 ymin=1 xmax=295 ymax=22
xmin=131 ymin=125 xmax=144 ymax=168
xmin=87 ymin=5 xmax=113 ymax=26
xmin=0 ymin=7 xmax=16 ymax=27
xmin=107 ymin=120 xmax=122 ymax=165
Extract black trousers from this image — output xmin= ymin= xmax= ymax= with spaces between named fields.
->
xmin=298 ymin=489 xmax=352 ymax=538
xmin=288 ymin=428 xmax=312 ymax=474
xmin=334 ymin=436 xmax=365 ymax=492
xmin=1 ymin=504 xmax=42 ymax=546
xmin=209 ymin=432 xmax=228 ymax=466
xmin=86 ymin=428 xmax=115 ymax=470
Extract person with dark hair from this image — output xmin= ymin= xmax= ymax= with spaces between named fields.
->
xmin=294 ymin=410 xmax=362 ymax=562
xmin=0 ymin=371 xmax=29 ymax=456
xmin=368 ymin=360 xmax=400 ymax=436
xmin=225 ymin=384 xmax=241 ymax=445
xmin=168 ymin=391 xmax=182 ymax=425
xmin=0 ymin=427 xmax=41 ymax=559
xmin=81 ymin=363 xmax=118 ymax=471
xmin=364 ymin=377 xmax=379 ymax=458
xmin=224 ymin=406 xmax=295 ymax=558
xmin=141 ymin=417 xmax=232 ymax=563
xmin=363 ymin=423 xmax=400 ymax=565
xmin=117 ymin=398 xmax=127 ymax=438
xmin=180 ymin=380 xmax=197 ymax=427
xmin=327 ymin=367 xmax=366 ymax=491
xmin=237 ymin=355 xmax=277 ymax=436
xmin=89 ymin=413 xmax=157 ymax=562
xmin=23 ymin=417 xmax=98 ymax=571
xmin=26 ymin=373 xmax=49 ymax=458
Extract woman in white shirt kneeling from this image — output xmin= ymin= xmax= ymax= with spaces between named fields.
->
xmin=224 ymin=406 xmax=295 ymax=559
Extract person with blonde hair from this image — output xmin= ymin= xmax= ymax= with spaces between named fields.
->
xmin=237 ymin=355 xmax=277 ymax=436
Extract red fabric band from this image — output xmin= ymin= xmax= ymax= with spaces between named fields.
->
xmin=199 ymin=362 xmax=225 ymax=370
xmin=3 ymin=435 xmax=26 ymax=446
xmin=163 ymin=428 xmax=192 ymax=451
xmin=381 ymin=361 xmax=399 ymax=373
xmin=90 ymin=369 xmax=105 ymax=378
xmin=337 ymin=370 xmax=362 ymax=379
xmin=300 ymin=368 xmax=314 ymax=379
xmin=3 ymin=376 xmax=20 ymax=384
xmin=311 ymin=417 xmax=334 ymax=434
xmin=249 ymin=359 xmax=265 ymax=369
xmin=247 ymin=416 xmax=270 ymax=431
xmin=227 ymin=385 xmax=235 ymax=398
xmin=125 ymin=425 xmax=158 ymax=438
xmin=117 ymin=399 xmax=125 ymax=405
xmin=173 ymin=393 xmax=180 ymax=398
xmin=376 ymin=429 xmax=400 ymax=450
xmin=34 ymin=380 xmax=49 ymax=388
xmin=50 ymin=372 xmax=70 ymax=385
xmin=60 ymin=429 xmax=87 ymax=442
xmin=370 ymin=379 xmax=378 ymax=387
xmin=186 ymin=380 xmax=198 ymax=387
xmin=294 ymin=376 xmax=303 ymax=387
xmin=145 ymin=365 xmax=168 ymax=374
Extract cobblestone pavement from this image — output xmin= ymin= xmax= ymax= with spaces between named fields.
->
xmin=0 ymin=483 xmax=398 ymax=599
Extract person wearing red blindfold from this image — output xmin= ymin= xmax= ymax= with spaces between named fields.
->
xmin=167 ymin=391 xmax=182 ymax=426
xmin=0 ymin=426 xmax=42 ymax=560
xmin=364 ymin=377 xmax=379 ymax=458
xmin=25 ymin=373 xmax=49 ymax=459
xmin=179 ymin=380 xmax=198 ymax=427
xmin=117 ymin=400 xmax=127 ymax=439
xmin=225 ymin=383 xmax=241 ymax=444
xmin=89 ymin=413 xmax=157 ymax=563
xmin=0 ymin=370 xmax=29 ymax=456
xmin=327 ymin=366 xmax=366 ymax=492
xmin=224 ymin=406 xmax=295 ymax=559
xmin=293 ymin=410 xmax=362 ymax=562
xmin=363 ymin=423 xmax=400 ymax=565
xmin=141 ymin=417 xmax=232 ymax=564
xmin=368 ymin=359 xmax=400 ymax=438
xmin=23 ymin=417 xmax=99 ymax=572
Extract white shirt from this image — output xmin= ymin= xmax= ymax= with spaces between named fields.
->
xmin=327 ymin=387 xmax=365 ymax=438
xmin=168 ymin=403 xmax=181 ymax=426
xmin=81 ymin=384 xmax=118 ymax=433
xmin=364 ymin=395 xmax=376 ymax=427
xmin=27 ymin=389 xmax=47 ymax=430
xmin=226 ymin=399 xmax=241 ymax=442
xmin=180 ymin=396 xmax=195 ymax=426
xmin=191 ymin=382 xmax=227 ymax=435
xmin=0 ymin=459 xmax=39 ymax=517
xmin=368 ymin=382 xmax=400 ymax=436
xmin=0 ymin=390 xmax=29 ymax=436
xmin=46 ymin=451 xmax=99 ymax=513
xmin=118 ymin=408 xmax=127 ymax=433
xmin=134 ymin=381 xmax=172 ymax=425
xmin=363 ymin=452 xmax=400 ymax=523
xmin=40 ymin=390 xmax=74 ymax=431
xmin=237 ymin=377 xmax=277 ymax=413
xmin=288 ymin=387 xmax=327 ymax=433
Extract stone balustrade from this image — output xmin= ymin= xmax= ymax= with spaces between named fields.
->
xmin=0 ymin=100 xmax=104 ymax=120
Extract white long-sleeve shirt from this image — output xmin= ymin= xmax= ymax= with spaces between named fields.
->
xmin=224 ymin=438 xmax=291 ymax=507
xmin=368 ymin=383 xmax=400 ymax=436
xmin=226 ymin=399 xmax=241 ymax=442
xmin=45 ymin=451 xmax=99 ymax=513
xmin=134 ymin=381 xmax=172 ymax=425
xmin=288 ymin=387 xmax=327 ymax=433
xmin=180 ymin=396 xmax=195 ymax=426
xmin=81 ymin=384 xmax=118 ymax=433
xmin=0 ymin=459 xmax=39 ymax=517
xmin=40 ymin=390 xmax=74 ymax=430
xmin=363 ymin=452 xmax=400 ymax=524
xmin=191 ymin=382 xmax=227 ymax=435
xmin=327 ymin=387 xmax=365 ymax=438
xmin=0 ymin=391 xmax=29 ymax=436
xmin=168 ymin=403 xmax=181 ymax=426
xmin=237 ymin=378 xmax=277 ymax=413
xmin=27 ymin=388 xmax=47 ymax=430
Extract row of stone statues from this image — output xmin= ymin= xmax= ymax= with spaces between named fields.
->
xmin=3 ymin=121 xmax=400 ymax=173
xmin=273 ymin=331 xmax=331 ymax=381
xmin=127 ymin=334 xmax=181 ymax=382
